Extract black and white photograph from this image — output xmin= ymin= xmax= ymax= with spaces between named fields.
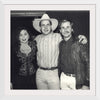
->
xmin=11 ymin=10 xmax=90 ymax=90
xmin=4 ymin=4 xmax=95 ymax=95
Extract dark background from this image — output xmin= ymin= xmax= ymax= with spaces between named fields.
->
xmin=11 ymin=11 xmax=89 ymax=48
xmin=11 ymin=11 xmax=90 ymax=89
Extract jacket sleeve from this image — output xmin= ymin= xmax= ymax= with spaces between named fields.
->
xmin=80 ymin=44 xmax=89 ymax=86
xmin=71 ymin=42 xmax=89 ymax=89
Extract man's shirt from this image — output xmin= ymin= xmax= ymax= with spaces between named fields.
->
xmin=58 ymin=37 xmax=75 ymax=74
xmin=58 ymin=37 xmax=89 ymax=88
xmin=35 ymin=32 xmax=62 ymax=68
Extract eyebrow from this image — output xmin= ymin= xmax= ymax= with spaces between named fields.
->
xmin=41 ymin=23 xmax=51 ymax=25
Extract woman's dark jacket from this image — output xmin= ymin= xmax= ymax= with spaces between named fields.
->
xmin=11 ymin=40 xmax=37 ymax=84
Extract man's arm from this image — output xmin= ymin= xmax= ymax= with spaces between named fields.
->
xmin=80 ymin=43 xmax=90 ymax=89
xmin=71 ymin=42 xmax=89 ymax=89
xmin=78 ymin=35 xmax=88 ymax=44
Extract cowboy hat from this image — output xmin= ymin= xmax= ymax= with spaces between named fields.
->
xmin=32 ymin=14 xmax=58 ymax=33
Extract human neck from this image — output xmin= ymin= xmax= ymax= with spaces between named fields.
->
xmin=20 ymin=41 xmax=28 ymax=45
xmin=64 ymin=35 xmax=72 ymax=41
xmin=42 ymin=32 xmax=52 ymax=36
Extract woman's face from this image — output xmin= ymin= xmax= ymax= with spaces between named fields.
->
xmin=19 ymin=29 xmax=29 ymax=43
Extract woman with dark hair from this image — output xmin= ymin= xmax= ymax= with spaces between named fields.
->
xmin=11 ymin=27 xmax=37 ymax=89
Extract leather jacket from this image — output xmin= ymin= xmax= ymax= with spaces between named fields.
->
xmin=71 ymin=41 xmax=89 ymax=89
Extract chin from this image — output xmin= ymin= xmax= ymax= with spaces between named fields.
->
xmin=43 ymin=32 xmax=50 ymax=35
xmin=21 ymin=41 xmax=28 ymax=43
xmin=63 ymin=35 xmax=69 ymax=37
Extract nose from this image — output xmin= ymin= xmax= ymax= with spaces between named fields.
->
xmin=64 ymin=28 xmax=68 ymax=31
xmin=44 ymin=25 xmax=48 ymax=28
xmin=22 ymin=35 xmax=26 ymax=39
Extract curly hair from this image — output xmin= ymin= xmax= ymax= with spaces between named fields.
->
xmin=15 ymin=26 xmax=33 ymax=50
xmin=16 ymin=27 xmax=33 ymax=42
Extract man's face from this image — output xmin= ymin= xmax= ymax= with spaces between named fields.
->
xmin=40 ymin=20 xmax=52 ymax=35
xmin=60 ymin=21 xmax=73 ymax=38
xmin=19 ymin=29 xmax=29 ymax=43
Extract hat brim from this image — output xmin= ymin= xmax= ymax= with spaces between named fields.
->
xmin=32 ymin=18 xmax=58 ymax=33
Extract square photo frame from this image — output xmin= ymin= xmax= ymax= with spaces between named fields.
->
xmin=0 ymin=0 xmax=98 ymax=99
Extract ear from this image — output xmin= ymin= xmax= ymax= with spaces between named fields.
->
xmin=60 ymin=29 xmax=61 ymax=33
xmin=40 ymin=28 xmax=42 ymax=32
xmin=28 ymin=34 xmax=30 ymax=39
xmin=72 ymin=29 xmax=74 ymax=32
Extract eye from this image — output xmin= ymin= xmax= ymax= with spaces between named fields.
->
xmin=47 ymin=24 xmax=50 ymax=26
xmin=61 ymin=27 xmax=65 ymax=29
xmin=24 ymin=32 xmax=28 ymax=35
xmin=41 ymin=24 xmax=45 ymax=27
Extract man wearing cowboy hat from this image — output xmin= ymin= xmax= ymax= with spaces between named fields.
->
xmin=33 ymin=13 xmax=87 ymax=89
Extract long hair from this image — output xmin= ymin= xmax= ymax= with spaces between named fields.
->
xmin=15 ymin=27 xmax=33 ymax=51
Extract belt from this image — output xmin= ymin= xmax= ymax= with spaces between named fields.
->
xmin=39 ymin=67 xmax=58 ymax=70
xmin=66 ymin=73 xmax=75 ymax=77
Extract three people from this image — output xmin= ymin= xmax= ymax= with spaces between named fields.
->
xmin=11 ymin=13 xmax=89 ymax=90
xmin=11 ymin=28 xmax=37 ymax=89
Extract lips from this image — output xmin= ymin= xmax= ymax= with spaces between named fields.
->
xmin=65 ymin=31 xmax=69 ymax=33
xmin=22 ymin=39 xmax=26 ymax=41
xmin=63 ymin=32 xmax=69 ymax=35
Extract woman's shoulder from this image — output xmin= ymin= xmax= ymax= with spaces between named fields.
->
xmin=28 ymin=40 xmax=36 ymax=48
xmin=28 ymin=40 xmax=37 ymax=53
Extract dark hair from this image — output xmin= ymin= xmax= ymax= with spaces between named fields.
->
xmin=59 ymin=19 xmax=77 ymax=41
xmin=39 ymin=20 xmax=52 ymax=27
xmin=59 ymin=19 xmax=73 ymax=29
xmin=16 ymin=27 xmax=32 ymax=47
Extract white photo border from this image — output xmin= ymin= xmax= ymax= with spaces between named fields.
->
xmin=5 ymin=4 xmax=95 ymax=95
xmin=0 ymin=0 xmax=99 ymax=99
